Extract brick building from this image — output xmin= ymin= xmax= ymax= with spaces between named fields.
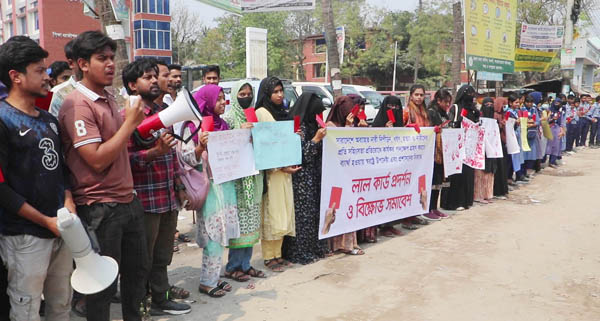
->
xmin=0 ymin=0 xmax=171 ymax=65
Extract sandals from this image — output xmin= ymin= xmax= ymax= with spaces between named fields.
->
xmin=217 ymin=280 xmax=232 ymax=292
xmin=343 ymin=248 xmax=365 ymax=255
xmin=401 ymin=223 xmax=419 ymax=230
xmin=199 ymin=286 xmax=226 ymax=298
xmin=168 ymin=285 xmax=190 ymax=299
xmin=224 ymin=270 xmax=251 ymax=282
xmin=264 ymin=259 xmax=284 ymax=272
xmin=177 ymin=233 xmax=192 ymax=243
xmin=173 ymin=240 xmax=180 ymax=252
xmin=276 ymin=258 xmax=293 ymax=267
xmin=244 ymin=267 xmax=266 ymax=278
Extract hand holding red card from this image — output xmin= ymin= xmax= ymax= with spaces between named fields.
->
xmin=532 ymin=114 xmax=537 ymax=121
xmin=244 ymin=108 xmax=258 ymax=123
xmin=329 ymin=187 xmax=342 ymax=209
xmin=505 ymin=111 xmax=511 ymax=121
xmin=316 ymin=114 xmax=327 ymax=128
xmin=386 ymin=109 xmax=396 ymax=123
xmin=406 ymin=123 xmax=421 ymax=133
xmin=358 ymin=110 xmax=367 ymax=120
xmin=201 ymin=116 xmax=214 ymax=132
xmin=351 ymin=105 xmax=360 ymax=117
xmin=461 ymin=108 xmax=468 ymax=117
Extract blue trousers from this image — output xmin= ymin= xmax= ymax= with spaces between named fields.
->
xmin=225 ymin=247 xmax=253 ymax=273
xmin=591 ymin=118 xmax=600 ymax=145
xmin=579 ymin=118 xmax=591 ymax=146
xmin=566 ymin=122 xmax=579 ymax=151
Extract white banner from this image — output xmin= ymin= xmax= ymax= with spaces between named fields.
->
xmin=505 ymin=118 xmax=520 ymax=154
xmin=241 ymin=0 xmax=315 ymax=12
xmin=462 ymin=118 xmax=485 ymax=169
xmin=519 ymin=23 xmax=564 ymax=50
xmin=441 ymin=128 xmax=465 ymax=177
xmin=319 ymin=127 xmax=435 ymax=239
xmin=481 ymin=118 xmax=504 ymax=158
xmin=207 ymin=129 xmax=259 ymax=184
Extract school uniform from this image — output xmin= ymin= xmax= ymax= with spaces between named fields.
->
xmin=588 ymin=103 xmax=600 ymax=146
xmin=565 ymin=104 xmax=579 ymax=151
xmin=578 ymin=103 xmax=592 ymax=146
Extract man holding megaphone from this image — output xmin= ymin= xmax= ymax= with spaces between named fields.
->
xmin=122 ymin=58 xmax=191 ymax=316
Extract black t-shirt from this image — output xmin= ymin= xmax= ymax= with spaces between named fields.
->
xmin=0 ymin=100 xmax=68 ymax=238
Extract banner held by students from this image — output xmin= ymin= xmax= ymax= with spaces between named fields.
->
xmin=481 ymin=118 xmax=503 ymax=158
xmin=251 ymin=120 xmax=301 ymax=170
xmin=319 ymin=127 xmax=435 ymax=239
xmin=207 ymin=128 xmax=259 ymax=184
xmin=441 ymin=128 xmax=465 ymax=177
xmin=461 ymin=118 xmax=485 ymax=169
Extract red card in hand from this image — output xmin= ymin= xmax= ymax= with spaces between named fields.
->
xmin=201 ymin=116 xmax=214 ymax=132
xmin=406 ymin=123 xmax=421 ymax=133
xmin=532 ymin=114 xmax=537 ymax=121
xmin=351 ymin=105 xmax=360 ymax=117
xmin=523 ymin=111 xmax=529 ymax=118
xmin=461 ymin=108 xmax=468 ymax=117
xmin=387 ymin=109 xmax=396 ymax=123
xmin=0 ymin=167 xmax=4 ymax=183
xmin=358 ymin=110 xmax=367 ymax=120
xmin=419 ymin=174 xmax=426 ymax=191
xmin=518 ymin=110 xmax=523 ymax=118
xmin=316 ymin=114 xmax=327 ymax=128
xmin=244 ymin=108 xmax=258 ymax=123
xmin=319 ymin=112 xmax=324 ymax=121
xmin=294 ymin=115 xmax=300 ymax=132
xmin=504 ymin=111 xmax=510 ymax=121
xmin=329 ymin=187 xmax=342 ymax=209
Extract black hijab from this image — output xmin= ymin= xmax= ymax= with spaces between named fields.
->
xmin=481 ymin=97 xmax=495 ymax=118
xmin=455 ymin=84 xmax=480 ymax=124
xmin=372 ymin=95 xmax=403 ymax=127
xmin=289 ymin=92 xmax=326 ymax=134
xmin=255 ymin=76 xmax=290 ymax=121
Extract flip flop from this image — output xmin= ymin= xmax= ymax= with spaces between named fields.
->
xmin=244 ymin=267 xmax=267 ymax=278
xmin=217 ymin=280 xmax=232 ymax=292
xmin=199 ymin=286 xmax=226 ymax=298
xmin=264 ymin=259 xmax=284 ymax=272
xmin=343 ymin=248 xmax=364 ymax=255
xmin=224 ymin=270 xmax=250 ymax=282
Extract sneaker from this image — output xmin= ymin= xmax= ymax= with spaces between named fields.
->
xmin=150 ymin=300 xmax=191 ymax=316
xmin=422 ymin=212 xmax=441 ymax=221
xmin=456 ymin=206 xmax=465 ymax=211
xmin=433 ymin=209 xmax=449 ymax=218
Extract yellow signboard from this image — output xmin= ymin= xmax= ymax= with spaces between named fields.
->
xmin=593 ymin=82 xmax=600 ymax=94
xmin=464 ymin=0 xmax=518 ymax=73
xmin=514 ymin=48 xmax=556 ymax=72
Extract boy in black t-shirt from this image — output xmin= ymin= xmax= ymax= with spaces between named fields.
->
xmin=0 ymin=36 xmax=75 ymax=321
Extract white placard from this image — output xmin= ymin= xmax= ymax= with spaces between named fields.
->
xmin=505 ymin=118 xmax=520 ymax=154
xmin=207 ymin=129 xmax=259 ymax=184
xmin=481 ymin=118 xmax=504 ymax=158
xmin=461 ymin=118 xmax=485 ymax=169
xmin=441 ymin=128 xmax=465 ymax=177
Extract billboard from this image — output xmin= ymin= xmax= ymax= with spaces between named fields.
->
xmin=196 ymin=0 xmax=315 ymax=14
xmin=519 ymin=23 xmax=564 ymax=50
xmin=514 ymin=48 xmax=556 ymax=72
xmin=464 ymin=0 xmax=518 ymax=73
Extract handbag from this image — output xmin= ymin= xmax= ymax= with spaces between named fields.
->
xmin=176 ymin=121 xmax=210 ymax=210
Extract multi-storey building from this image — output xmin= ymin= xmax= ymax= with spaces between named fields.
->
xmin=0 ymin=0 xmax=171 ymax=64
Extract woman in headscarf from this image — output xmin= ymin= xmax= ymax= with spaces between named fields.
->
xmin=182 ymin=84 xmax=239 ymax=297
xmin=545 ymin=98 xmax=564 ymax=168
xmin=221 ymin=80 xmax=266 ymax=281
xmin=440 ymin=84 xmax=479 ymax=211
xmin=255 ymin=77 xmax=300 ymax=272
xmin=521 ymin=95 xmax=541 ymax=176
xmin=325 ymin=95 xmax=366 ymax=255
xmin=371 ymin=95 xmax=405 ymax=237
xmin=473 ymin=98 xmax=497 ymax=203
xmin=403 ymin=84 xmax=438 ymax=223
xmin=281 ymin=93 xmax=330 ymax=264
xmin=493 ymin=97 xmax=509 ymax=199
xmin=427 ymin=88 xmax=453 ymax=218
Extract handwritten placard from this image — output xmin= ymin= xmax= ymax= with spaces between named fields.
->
xmin=251 ymin=120 xmax=302 ymax=170
xmin=319 ymin=127 xmax=435 ymax=239
xmin=441 ymin=128 xmax=465 ymax=177
xmin=207 ymin=129 xmax=259 ymax=184
xmin=505 ymin=118 xmax=520 ymax=154
xmin=461 ymin=118 xmax=485 ymax=169
xmin=481 ymin=118 xmax=503 ymax=158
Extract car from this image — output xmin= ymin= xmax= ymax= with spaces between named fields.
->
xmin=219 ymin=78 xmax=298 ymax=114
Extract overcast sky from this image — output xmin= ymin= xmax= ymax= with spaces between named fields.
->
xmin=182 ymin=0 xmax=419 ymax=26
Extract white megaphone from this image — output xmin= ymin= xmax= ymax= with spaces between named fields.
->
xmin=57 ymin=208 xmax=119 ymax=295
xmin=135 ymin=87 xmax=202 ymax=139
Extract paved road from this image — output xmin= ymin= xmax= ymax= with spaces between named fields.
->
xmin=77 ymin=148 xmax=600 ymax=321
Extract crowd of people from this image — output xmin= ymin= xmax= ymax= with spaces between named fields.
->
xmin=0 ymin=30 xmax=596 ymax=321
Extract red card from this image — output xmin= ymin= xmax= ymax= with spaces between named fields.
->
xmin=504 ymin=111 xmax=510 ymax=121
xmin=244 ymin=108 xmax=258 ymax=123
xmin=419 ymin=175 xmax=426 ymax=191
xmin=358 ymin=110 xmax=367 ymax=120
xmin=461 ymin=108 xmax=467 ymax=117
xmin=0 ymin=167 xmax=4 ymax=183
xmin=316 ymin=114 xmax=327 ymax=128
xmin=319 ymin=112 xmax=324 ymax=121
xmin=35 ymin=91 xmax=53 ymax=111
xmin=523 ymin=111 xmax=529 ymax=118
xmin=329 ymin=187 xmax=342 ymax=209
xmin=532 ymin=114 xmax=537 ymax=121
xmin=406 ymin=123 xmax=421 ymax=133
xmin=518 ymin=110 xmax=523 ymax=118
xmin=351 ymin=105 xmax=360 ymax=117
xmin=387 ymin=109 xmax=396 ymax=123
xmin=201 ymin=116 xmax=214 ymax=132
xmin=294 ymin=115 xmax=300 ymax=132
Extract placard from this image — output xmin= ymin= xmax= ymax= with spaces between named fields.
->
xmin=481 ymin=118 xmax=503 ymax=158
xmin=505 ymin=118 xmax=520 ymax=154
xmin=441 ymin=128 xmax=465 ymax=177
xmin=461 ymin=118 xmax=485 ymax=169
xmin=251 ymin=121 xmax=302 ymax=170
xmin=207 ymin=129 xmax=259 ymax=184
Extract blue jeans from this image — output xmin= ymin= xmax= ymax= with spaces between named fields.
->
xmin=566 ymin=122 xmax=578 ymax=151
xmin=225 ymin=247 xmax=253 ymax=273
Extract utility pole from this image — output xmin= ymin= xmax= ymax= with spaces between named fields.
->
xmin=322 ymin=0 xmax=342 ymax=98
xmin=94 ymin=0 xmax=129 ymax=92
xmin=451 ymin=1 xmax=462 ymax=97
xmin=413 ymin=0 xmax=423 ymax=83
xmin=562 ymin=0 xmax=575 ymax=93
xmin=392 ymin=41 xmax=398 ymax=93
